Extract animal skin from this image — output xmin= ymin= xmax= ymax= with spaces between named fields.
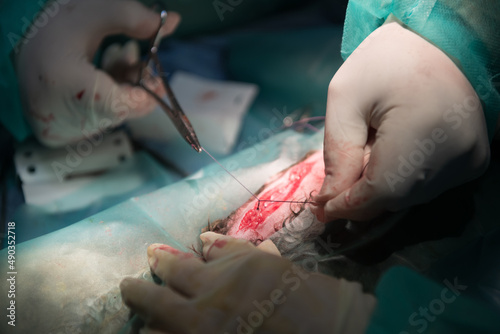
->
xmin=207 ymin=150 xmax=327 ymax=267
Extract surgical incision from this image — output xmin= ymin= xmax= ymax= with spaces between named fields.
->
xmin=206 ymin=150 xmax=326 ymax=256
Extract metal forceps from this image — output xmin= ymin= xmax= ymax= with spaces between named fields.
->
xmin=136 ymin=10 xmax=202 ymax=153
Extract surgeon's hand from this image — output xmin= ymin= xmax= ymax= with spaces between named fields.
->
xmin=15 ymin=0 xmax=180 ymax=147
xmin=120 ymin=232 xmax=375 ymax=334
xmin=313 ymin=22 xmax=490 ymax=222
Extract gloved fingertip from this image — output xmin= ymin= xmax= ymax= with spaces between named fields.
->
xmin=311 ymin=197 xmax=342 ymax=223
xmin=159 ymin=11 xmax=181 ymax=38
xmin=256 ymin=239 xmax=281 ymax=256
xmin=199 ymin=231 xmax=224 ymax=245
xmin=316 ymin=174 xmax=337 ymax=198
xmin=122 ymin=40 xmax=140 ymax=65
xmin=147 ymin=243 xmax=165 ymax=258
xmin=101 ymin=43 xmax=122 ymax=71
xmin=149 ymin=244 xmax=184 ymax=256
xmin=311 ymin=192 xmax=329 ymax=204
xmin=148 ymin=255 xmax=159 ymax=271
xmin=120 ymin=277 xmax=139 ymax=291
xmin=342 ymin=185 xmax=371 ymax=210
xmin=310 ymin=204 xmax=324 ymax=222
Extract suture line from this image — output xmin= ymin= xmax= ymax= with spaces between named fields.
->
xmin=202 ymin=147 xmax=318 ymax=208
xmin=202 ymin=147 xmax=260 ymax=202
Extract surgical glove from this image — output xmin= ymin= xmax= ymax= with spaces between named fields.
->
xmin=15 ymin=0 xmax=180 ymax=147
xmin=314 ymin=22 xmax=490 ymax=222
xmin=120 ymin=232 xmax=376 ymax=334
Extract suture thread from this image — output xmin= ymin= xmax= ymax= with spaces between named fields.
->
xmin=202 ymin=147 xmax=318 ymax=210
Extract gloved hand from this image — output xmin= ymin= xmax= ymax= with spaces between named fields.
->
xmin=313 ymin=22 xmax=490 ymax=222
xmin=15 ymin=0 xmax=180 ymax=147
xmin=120 ymin=232 xmax=376 ymax=334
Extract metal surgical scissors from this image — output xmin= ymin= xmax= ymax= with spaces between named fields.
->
xmin=136 ymin=10 xmax=202 ymax=153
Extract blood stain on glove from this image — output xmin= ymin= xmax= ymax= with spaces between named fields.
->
xmin=213 ymin=239 xmax=228 ymax=249
xmin=30 ymin=110 xmax=55 ymax=124
xmin=153 ymin=245 xmax=182 ymax=255
xmin=41 ymin=128 xmax=61 ymax=141
xmin=76 ymin=89 xmax=85 ymax=100
xmin=151 ymin=244 xmax=195 ymax=260
xmin=203 ymin=238 xmax=229 ymax=259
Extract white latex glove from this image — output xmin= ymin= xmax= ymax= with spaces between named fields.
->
xmin=313 ymin=22 xmax=490 ymax=222
xmin=15 ymin=0 xmax=180 ymax=147
xmin=120 ymin=232 xmax=376 ymax=334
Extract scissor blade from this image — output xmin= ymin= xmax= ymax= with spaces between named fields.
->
xmin=137 ymin=10 xmax=202 ymax=153
xmin=140 ymin=83 xmax=202 ymax=153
